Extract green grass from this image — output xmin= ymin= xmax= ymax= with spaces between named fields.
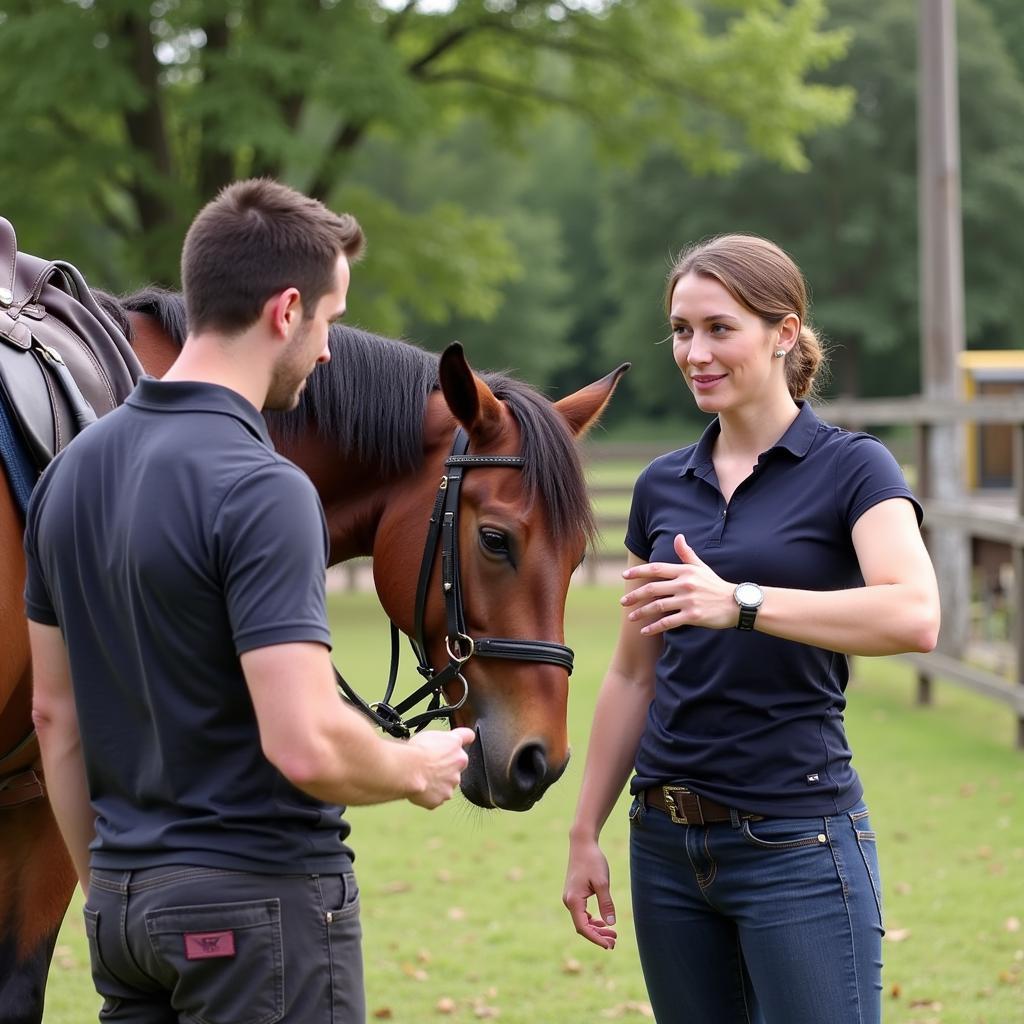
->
xmin=43 ymin=588 xmax=1023 ymax=1023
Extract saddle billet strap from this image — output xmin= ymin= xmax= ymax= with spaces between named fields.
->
xmin=0 ymin=731 xmax=46 ymax=811
xmin=0 ymin=771 xmax=46 ymax=809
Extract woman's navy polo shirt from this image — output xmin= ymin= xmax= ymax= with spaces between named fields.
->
xmin=625 ymin=401 xmax=922 ymax=816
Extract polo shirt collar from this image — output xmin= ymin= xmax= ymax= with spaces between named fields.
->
xmin=125 ymin=377 xmax=273 ymax=447
xmin=679 ymin=400 xmax=819 ymax=479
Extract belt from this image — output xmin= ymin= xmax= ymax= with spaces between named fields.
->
xmin=642 ymin=785 xmax=762 ymax=826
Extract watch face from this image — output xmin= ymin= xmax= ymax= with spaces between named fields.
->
xmin=735 ymin=582 xmax=763 ymax=607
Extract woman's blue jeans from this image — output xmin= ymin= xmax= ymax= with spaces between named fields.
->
xmin=629 ymin=795 xmax=883 ymax=1024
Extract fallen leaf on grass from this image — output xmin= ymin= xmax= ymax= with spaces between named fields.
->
xmin=890 ymin=983 xmax=902 ymax=999
xmin=599 ymin=1002 xmax=654 ymax=1019
xmin=505 ymin=866 xmax=524 ymax=882
xmin=381 ymin=880 xmax=412 ymax=895
xmin=53 ymin=945 xmax=77 ymax=970
xmin=893 ymin=881 xmax=912 ymax=896
xmin=436 ymin=997 xmax=457 ymax=1015
xmin=885 ymin=928 xmax=912 ymax=943
xmin=562 ymin=958 xmax=583 ymax=974
xmin=372 ymin=1010 xmax=393 ymax=1020
xmin=909 ymin=999 xmax=943 ymax=1010
xmin=400 ymin=962 xmax=428 ymax=981
xmin=447 ymin=906 xmax=466 ymax=921
xmin=1005 ymin=916 xmax=1021 ymax=933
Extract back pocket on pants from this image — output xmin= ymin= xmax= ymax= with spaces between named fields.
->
xmin=145 ymin=899 xmax=284 ymax=1024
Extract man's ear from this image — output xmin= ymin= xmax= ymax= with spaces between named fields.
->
xmin=267 ymin=288 xmax=302 ymax=340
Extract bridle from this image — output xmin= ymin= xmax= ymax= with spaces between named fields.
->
xmin=334 ymin=428 xmax=575 ymax=739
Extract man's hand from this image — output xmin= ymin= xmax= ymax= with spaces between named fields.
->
xmin=406 ymin=727 xmax=475 ymax=809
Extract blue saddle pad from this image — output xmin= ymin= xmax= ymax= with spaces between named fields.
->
xmin=0 ymin=393 xmax=38 ymax=518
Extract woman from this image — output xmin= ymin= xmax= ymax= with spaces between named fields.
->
xmin=563 ymin=234 xmax=940 ymax=1023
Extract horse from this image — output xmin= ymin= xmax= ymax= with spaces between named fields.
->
xmin=0 ymin=285 xmax=627 ymax=1024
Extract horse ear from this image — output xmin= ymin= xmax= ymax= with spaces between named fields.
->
xmin=554 ymin=363 xmax=630 ymax=438
xmin=439 ymin=342 xmax=504 ymax=442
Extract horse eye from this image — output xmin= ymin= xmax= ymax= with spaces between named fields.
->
xmin=479 ymin=528 xmax=510 ymax=556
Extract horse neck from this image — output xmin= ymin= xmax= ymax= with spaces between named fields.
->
xmin=273 ymin=393 xmax=457 ymax=567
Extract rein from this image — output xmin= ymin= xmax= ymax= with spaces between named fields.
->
xmin=334 ymin=428 xmax=575 ymax=740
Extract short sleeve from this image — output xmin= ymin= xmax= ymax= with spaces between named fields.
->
xmin=624 ymin=463 xmax=654 ymax=560
xmin=23 ymin=483 xmax=60 ymax=626
xmin=213 ymin=461 xmax=332 ymax=655
xmin=836 ymin=433 xmax=923 ymax=530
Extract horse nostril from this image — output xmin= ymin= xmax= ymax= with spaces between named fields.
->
xmin=511 ymin=742 xmax=549 ymax=795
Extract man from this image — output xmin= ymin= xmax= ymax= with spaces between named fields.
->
xmin=25 ymin=178 xmax=474 ymax=1023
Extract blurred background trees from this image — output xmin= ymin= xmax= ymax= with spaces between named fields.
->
xmin=0 ymin=0 xmax=1020 ymax=433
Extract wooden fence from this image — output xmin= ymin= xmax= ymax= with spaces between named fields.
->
xmin=583 ymin=397 xmax=1024 ymax=749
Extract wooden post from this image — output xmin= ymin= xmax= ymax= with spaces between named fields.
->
xmin=918 ymin=0 xmax=970 ymax=657
xmin=1013 ymin=423 xmax=1024 ymax=746
xmin=916 ymin=420 xmax=933 ymax=705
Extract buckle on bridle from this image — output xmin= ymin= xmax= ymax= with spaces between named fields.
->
xmin=445 ymin=633 xmax=475 ymax=664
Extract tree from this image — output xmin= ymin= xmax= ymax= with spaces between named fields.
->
xmin=592 ymin=0 xmax=1024 ymax=417
xmin=0 ymin=0 xmax=851 ymax=334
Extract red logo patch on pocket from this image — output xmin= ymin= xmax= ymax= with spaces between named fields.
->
xmin=184 ymin=930 xmax=236 ymax=960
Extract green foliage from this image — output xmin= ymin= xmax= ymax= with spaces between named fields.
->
xmin=0 ymin=0 xmax=851 ymax=330
xmin=591 ymin=0 xmax=1024 ymax=412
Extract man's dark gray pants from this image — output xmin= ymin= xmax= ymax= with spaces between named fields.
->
xmin=84 ymin=865 xmax=364 ymax=1024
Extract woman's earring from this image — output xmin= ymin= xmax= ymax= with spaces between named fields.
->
xmin=774 ymin=349 xmax=786 ymax=359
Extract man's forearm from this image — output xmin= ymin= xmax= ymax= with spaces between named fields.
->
xmin=35 ymin=720 xmax=94 ymax=893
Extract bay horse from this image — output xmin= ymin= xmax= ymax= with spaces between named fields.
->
xmin=0 ymin=286 xmax=627 ymax=1024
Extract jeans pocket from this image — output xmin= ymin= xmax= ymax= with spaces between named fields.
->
xmin=628 ymin=796 xmax=645 ymax=826
xmin=320 ymin=871 xmax=360 ymax=924
xmin=850 ymin=809 xmax=884 ymax=925
xmin=318 ymin=873 xmax=365 ymax=1024
xmin=83 ymin=907 xmax=124 ymax=1017
xmin=740 ymin=817 xmax=830 ymax=850
xmin=145 ymin=899 xmax=284 ymax=1024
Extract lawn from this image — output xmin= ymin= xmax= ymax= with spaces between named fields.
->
xmin=42 ymin=586 xmax=1023 ymax=1023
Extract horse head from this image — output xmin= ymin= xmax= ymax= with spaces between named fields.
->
xmin=372 ymin=342 xmax=628 ymax=811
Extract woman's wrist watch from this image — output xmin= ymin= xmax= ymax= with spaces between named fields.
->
xmin=733 ymin=582 xmax=764 ymax=631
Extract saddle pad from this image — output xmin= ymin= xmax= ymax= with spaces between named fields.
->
xmin=0 ymin=390 xmax=36 ymax=515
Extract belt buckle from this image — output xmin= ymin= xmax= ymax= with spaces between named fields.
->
xmin=663 ymin=785 xmax=697 ymax=825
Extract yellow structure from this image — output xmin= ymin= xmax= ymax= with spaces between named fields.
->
xmin=959 ymin=350 xmax=1024 ymax=490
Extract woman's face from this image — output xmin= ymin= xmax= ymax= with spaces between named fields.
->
xmin=669 ymin=271 xmax=786 ymax=416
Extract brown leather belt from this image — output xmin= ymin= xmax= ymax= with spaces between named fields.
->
xmin=643 ymin=785 xmax=762 ymax=826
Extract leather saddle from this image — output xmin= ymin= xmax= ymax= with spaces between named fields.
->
xmin=0 ymin=216 xmax=143 ymax=473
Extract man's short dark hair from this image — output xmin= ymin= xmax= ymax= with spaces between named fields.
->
xmin=181 ymin=178 xmax=365 ymax=335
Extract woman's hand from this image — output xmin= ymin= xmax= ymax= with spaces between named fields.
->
xmin=563 ymin=837 xmax=618 ymax=950
xmin=620 ymin=534 xmax=736 ymax=635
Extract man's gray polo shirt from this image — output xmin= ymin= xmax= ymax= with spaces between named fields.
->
xmin=24 ymin=378 xmax=353 ymax=871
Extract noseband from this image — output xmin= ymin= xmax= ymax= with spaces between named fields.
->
xmin=334 ymin=428 xmax=575 ymax=739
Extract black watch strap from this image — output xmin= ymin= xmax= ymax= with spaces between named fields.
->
xmin=737 ymin=605 xmax=758 ymax=631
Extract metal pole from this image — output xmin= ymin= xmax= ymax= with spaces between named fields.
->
xmin=918 ymin=0 xmax=970 ymax=657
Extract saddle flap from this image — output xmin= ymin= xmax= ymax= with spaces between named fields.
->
xmin=0 ymin=343 xmax=62 ymax=468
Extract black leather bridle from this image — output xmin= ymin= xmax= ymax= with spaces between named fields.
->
xmin=334 ymin=428 xmax=575 ymax=739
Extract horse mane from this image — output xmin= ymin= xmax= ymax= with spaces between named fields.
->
xmin=108 ymin=289 xmax=594 ymax=544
